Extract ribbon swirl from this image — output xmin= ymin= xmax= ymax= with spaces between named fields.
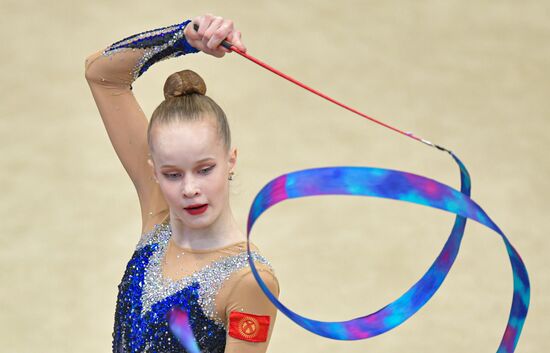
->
xmin=244 ymin=152 xmax=529 ymax=352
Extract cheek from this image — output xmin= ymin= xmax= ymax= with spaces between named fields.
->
xmin=206 ymin=173 xmax=229 ymax=197
xmin=159 ymin=181 xmax=181 ymax=203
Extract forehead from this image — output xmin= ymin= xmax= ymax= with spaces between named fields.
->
xmin=151 ymin=119 xmax=224 ymax=165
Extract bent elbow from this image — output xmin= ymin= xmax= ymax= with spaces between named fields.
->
xmin=84 ymin=50 xmax=104 ymax=83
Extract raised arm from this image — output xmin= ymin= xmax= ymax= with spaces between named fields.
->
xmin=84 ymin=14 xmax=245 ymax=234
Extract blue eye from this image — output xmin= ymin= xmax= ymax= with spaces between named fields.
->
xmin=163 ymin=172 xmax=181 ymax=179
xmin=199 ymin=165 xmax=215 ymax=175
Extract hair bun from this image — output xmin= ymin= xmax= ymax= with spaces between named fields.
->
xmin=163 ymin=69 xmax=207 ymax=99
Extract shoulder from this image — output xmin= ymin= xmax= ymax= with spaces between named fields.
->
xmin=207 ymin=244 xmax=280 ymax=329
xmin=220 ymin=260 xmax=279 ymax=325
xmin=230 ymin=243 xmax=279 ymax=295
xmin=230 ymin=264 xmax=280 ymax=298
xmin=220 ymin=247 xmax=280 ymax=311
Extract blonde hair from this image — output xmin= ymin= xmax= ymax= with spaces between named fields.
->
xmin=147 ymin=70 xmax=231 ymax=153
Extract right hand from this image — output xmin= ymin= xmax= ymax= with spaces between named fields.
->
xmin=184 ymin=14 xmax=247 ymax=58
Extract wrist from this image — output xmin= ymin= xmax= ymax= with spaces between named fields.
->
xmin=102 ymin=19 xmax=201 ymax=81
xmin=176 ymin=20 xmax=200 ymax=54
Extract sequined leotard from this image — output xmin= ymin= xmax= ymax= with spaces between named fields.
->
xmin=113 ymin=219 xmax=276 ymax=353
xmin=84 ymin=19 xmax=279 ymax=353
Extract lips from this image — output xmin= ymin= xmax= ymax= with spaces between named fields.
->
xmin=185 ymin=204 xmax=206 ymax=209
xmin=184 ymin=204 xmax=208 ymax=215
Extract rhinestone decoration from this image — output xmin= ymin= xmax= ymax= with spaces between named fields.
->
xmin=102 ymin=20 xmax=200 ymax=81
xmin=112 ymin=222 xmax=273 ymax=353
xmin=140 ymin=223 xmax=272 ymax=324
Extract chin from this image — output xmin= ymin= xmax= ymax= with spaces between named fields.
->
xmin=184 ymin=220 xmax=213 ymax=229
xmin=179 ymin=212 xmax=217 ymax=229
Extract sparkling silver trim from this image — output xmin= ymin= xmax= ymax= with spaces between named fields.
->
xmin=138 ymin=223 xmax=272 ymax=328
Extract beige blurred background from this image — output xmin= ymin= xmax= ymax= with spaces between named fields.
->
xmin=1 ymin=0 xmax=548 ymax=352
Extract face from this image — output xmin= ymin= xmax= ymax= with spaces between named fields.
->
xmin=148 ymin=117 xmax=236 ymax=230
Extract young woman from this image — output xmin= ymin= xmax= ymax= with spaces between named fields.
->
xmin=84 ymin=14 xmax=279 ymax=353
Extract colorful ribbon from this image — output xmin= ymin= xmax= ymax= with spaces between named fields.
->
xmin=245 ymin=152 xmax=529 ymax=352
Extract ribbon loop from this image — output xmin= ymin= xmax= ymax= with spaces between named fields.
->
xmin=245 ymin=153 xmax=529 ymax=352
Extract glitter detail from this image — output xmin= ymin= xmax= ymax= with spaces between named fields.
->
xmin=140 ymin=222 xmax=272 ymax=326
xmin=136 ymin=222 xmax=165 ymax=250
xmin=112 ymin=222 xmax=274 ymax=353
xmin=102 ymin=20 xmax=200 ymax=81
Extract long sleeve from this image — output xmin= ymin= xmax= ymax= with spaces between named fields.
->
xmin=85 ymin=19 xmax=199 ymax=84
xmin=84 ymin=20 xmax=199 ymax=233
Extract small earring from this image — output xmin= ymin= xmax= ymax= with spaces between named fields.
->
xmin=228 ymin=171 xmax=235 ymax=181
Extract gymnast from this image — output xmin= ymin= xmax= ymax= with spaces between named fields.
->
xmin=85 ymin=13 xmax=279 ymax=353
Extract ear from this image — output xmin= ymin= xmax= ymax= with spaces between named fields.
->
xmin=228 ymin=147 xmax=237 ymax=172
xmin=147 ymin=158 xmax=159 ymax=184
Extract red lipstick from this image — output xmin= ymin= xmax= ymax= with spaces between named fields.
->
xmin=184 ymin=204 xmax=208 ymax=215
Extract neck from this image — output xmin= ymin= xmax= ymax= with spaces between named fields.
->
xmin=168 ymin=205 xmax=244 ymax=250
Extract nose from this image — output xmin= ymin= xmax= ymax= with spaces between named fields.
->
xmin=181 ymin=176 xmax=200 ymax=198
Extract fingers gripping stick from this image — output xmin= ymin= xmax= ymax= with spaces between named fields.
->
xmin=192 ymin=24 xmax=234 ymax=50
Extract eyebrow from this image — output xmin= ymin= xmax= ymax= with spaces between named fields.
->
xmin=160 ymin=157 xmax=216 ymax=168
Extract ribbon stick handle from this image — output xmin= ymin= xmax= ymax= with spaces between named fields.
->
xmin=193 ymin=23 xmax=441 ymax=148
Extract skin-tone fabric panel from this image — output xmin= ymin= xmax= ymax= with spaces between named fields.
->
xmin=221 ymin=267 xmax=279 ymax=353
xmin=85 ymin=48 xmax=168 ymax=234
xmin=161 ymin=239 xmax=261 ymax=280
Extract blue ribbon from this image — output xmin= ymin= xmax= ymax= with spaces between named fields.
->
xmin=244 ymin=152 xmax=529 ymax=352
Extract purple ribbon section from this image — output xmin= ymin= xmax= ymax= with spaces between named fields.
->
xmin=167 ymin=307 xmax=201 ymax=353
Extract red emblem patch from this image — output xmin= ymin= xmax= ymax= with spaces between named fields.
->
xmin=228 ymin=311 xmax=270 ymax=342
